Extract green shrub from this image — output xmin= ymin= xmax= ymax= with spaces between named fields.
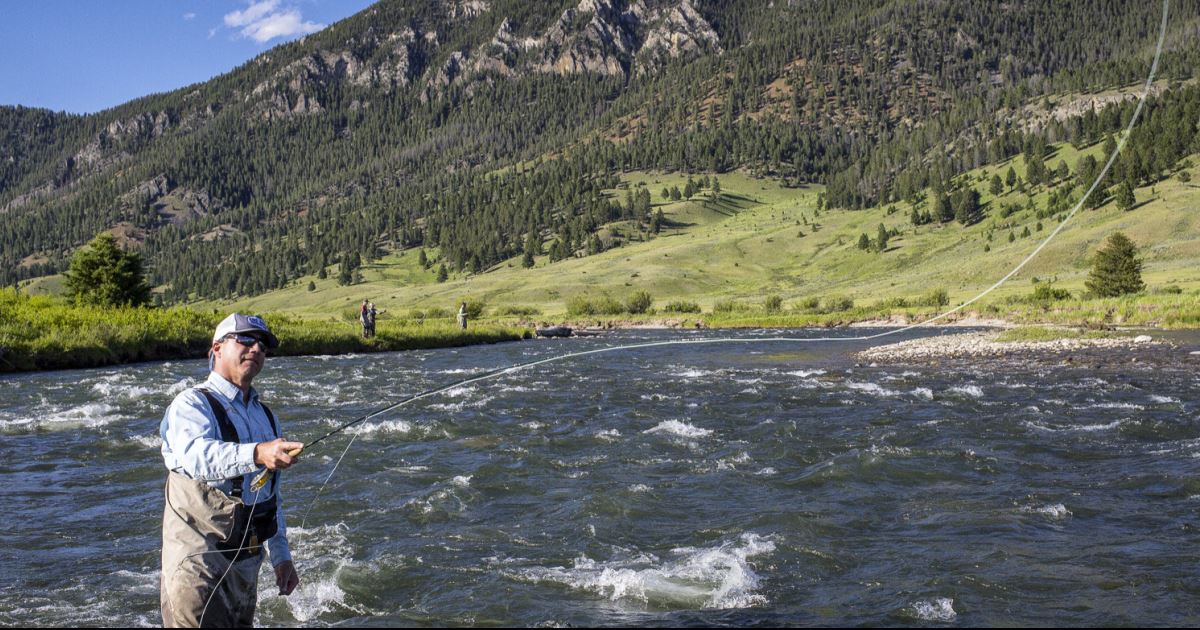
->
xmin=918 ymin=288 xmax=950 ymax=307
xmin=565 ymin=295 xmax=596 ymax=316
xmin=712 ymin=299 xmax=752 ymax=314
xmin=460 ymin=300 xmax=486 ymax=319
xmin=1152 ymin=284 xmax=1183 ymax=295
xmin=763 ymin=295 xmax=783 ymax=313
xmin=795 ymin=297 xmax=821 ymax=312
xmin=823 ymin=296 xmax=854 ymax=312
xmin=1031 ymin=283 xmax=1072 ymax=302
xmin=663 ymin=300 xmax=702 ymax=314
xmin=875 ymin=296 xmax=910 ymax=309
xmin=566 ymin=294 xmax=625 ymax=316
xmin=625 ymin=291 xmax=653 ymax=314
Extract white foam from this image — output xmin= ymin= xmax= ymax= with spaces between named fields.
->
xmin=1025 ymin=419 xmax=1123 ymax=433
xmin=912 ymin=597 xmax=956 ymax=621
xmin=132 ymin=434 xmax=163 ymax=449
xmin=273 ymin=523 xmax=364 ymax=623
xmin=1 ymin=402 xmax=125 ymax=432
xmin=515 ymin=533 xmax=774 ymax=609
xmin=629 ymin=484 xmax=652 ymax=492
xmin=844 ymin=381 xmax=901 ymax=397
xmin=1021 ymin=503 xmax=1071 ymax=520
xmin=754 ymin=467 xmax=777 ymax=476
xmin=350 ymin=419 xmax=413 ymax=435
xmin=1149 ymin=395 xmax=1180 ymax=404
xmin=1087 ymin=402 xmax=1145 ymax=410
xmin=911 ymin=387 xmax=934 ymax=400
xmin=948 ymin=385 xmax=984 ymax=398
xmin=521 ymin=421 xmax=546 ymax=430
xmin=452 ymin=475 xmax=472 ymax=487
xmin=673 ymin=369 xmax=711 ymax=379
xmin=645 ymin=420 xmax=714 ymax=439
xmin=595 ymin=429 xmax=622 ymax=441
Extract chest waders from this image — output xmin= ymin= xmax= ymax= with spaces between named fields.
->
xmin=160 ymin=388 xmax=281 ymax=628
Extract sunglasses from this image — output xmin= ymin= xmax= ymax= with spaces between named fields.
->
xmin=225 ymin=333 xmax=268 ymax=351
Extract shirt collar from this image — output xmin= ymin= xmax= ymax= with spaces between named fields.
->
xmin=206 ymin=371 xmax=258 ymax=405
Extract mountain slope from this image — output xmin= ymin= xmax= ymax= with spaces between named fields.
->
xmin=2 ymin=0 xmax=1198 ymax=304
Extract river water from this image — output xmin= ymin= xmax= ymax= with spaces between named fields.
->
xmin=2 ymin=328 xmax=1199 ymax=627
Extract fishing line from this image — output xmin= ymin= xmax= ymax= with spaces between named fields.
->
xmin=248 ymin=0 xmax=1173 ymax=606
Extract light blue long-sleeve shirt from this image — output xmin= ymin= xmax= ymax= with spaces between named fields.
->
xmin=160 ymin=372 xmax=291 ymax=566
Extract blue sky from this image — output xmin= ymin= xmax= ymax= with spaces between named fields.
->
xmin=0 ymin=0 xmax=376 ymax=114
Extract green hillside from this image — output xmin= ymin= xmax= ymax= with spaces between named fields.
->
xmin=206 ymin=145 xmax=1200 ymax=322
xmin=4 ymin=0 xmax=1198 ymax=308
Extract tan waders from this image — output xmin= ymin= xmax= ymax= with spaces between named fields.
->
xmin=161 ymin=471 xmax=263 ymax=628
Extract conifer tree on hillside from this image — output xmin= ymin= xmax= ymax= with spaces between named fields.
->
xmin=63 ymin=232 xmax=151 ymax=307
xmin=1116 ymin=181 xmax=1136 ymax=211
xmin=1086 ymin=232 xmax=1144 ymax=297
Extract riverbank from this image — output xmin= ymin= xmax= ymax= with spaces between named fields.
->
xmin=0 ymin=290 xmax=531 ymax=373
xmin=5 ymin=286 xmax=1198 ymax=373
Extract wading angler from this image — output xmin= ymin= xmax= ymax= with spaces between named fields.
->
xmin=159 ymin=314 xmax=303 ymax=627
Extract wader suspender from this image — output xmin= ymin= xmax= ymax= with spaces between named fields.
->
xmin=195 ymin=387 xmax=281 ymax=554
xmin=196 ymin=387 xmax=280 ymax=497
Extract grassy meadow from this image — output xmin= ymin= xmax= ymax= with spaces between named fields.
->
xmin=0 ymin=289 xmax=530 ymax=372
xmin=12 ymin=130 xmax=1200 ymax=373
xmin=194 ymin=144 xmax=1200 ymax=329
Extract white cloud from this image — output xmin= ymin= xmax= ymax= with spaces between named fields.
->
xmin=224 ymin=0 xmax=279 ymax=28
xmin=183 ymin=12 xmax=197 ymax=21
xmin=222 ymin=1 xmax=324 ymax=43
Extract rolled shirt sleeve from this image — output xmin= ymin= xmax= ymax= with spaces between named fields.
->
xmin=160 ymin=389 xmax=259 ymax=482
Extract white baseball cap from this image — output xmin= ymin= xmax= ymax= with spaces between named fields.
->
xmin=212 ymin=313 xmax=279 ymax=349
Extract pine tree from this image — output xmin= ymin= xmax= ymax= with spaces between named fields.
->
xmin=436 ymin=263 xmax=448 ymax=283
xmin=1116 ymin=181 xmax=1136 ymax=211
xmin=64 ymin=232 xmax=151 ymax=307
xmin=1086 ymin=232 xmax=1144 ymax=297
xmin=989 ymin=174 xmax=1003 ymax=196
xmin=875 ymin=223 xmax=889 ymax=252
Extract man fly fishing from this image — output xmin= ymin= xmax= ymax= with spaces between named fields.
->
xmin=159 ymin=313 xmax=302 ymax=627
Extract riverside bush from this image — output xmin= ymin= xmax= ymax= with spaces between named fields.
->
xmin=625 ymin=291 xmax=653 ymax=314
xmin=0 ymin=289 xmax=528 ymax=372
xmin=566 ymin=294 xmax=624 ymax=316
xmin=918 ymin=288 xmax=950 ymax=308
xmin=822 ymin=296 xmax=854 ymax=312
xmin=713 ymin=299 xmax=752 ymax=314
xmin=1031 ymin=283 xmax=1072 ymax=302
xmin=663 ymin=300 xmax=701 ymax=314
xmin=795 ymin=297 xmax=821 ymax=312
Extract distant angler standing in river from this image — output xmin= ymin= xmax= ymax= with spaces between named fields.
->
xmin=159 ymin=313 xmax=302 ymax=627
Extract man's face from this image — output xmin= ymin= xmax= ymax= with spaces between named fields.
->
xmin=211 ymin=333 xmax=267 ymax=385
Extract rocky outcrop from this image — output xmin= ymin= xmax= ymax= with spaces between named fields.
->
xmin=537 ymin=0 xmax=642 ymax=77
xmin=247 ymin=0 xmax=722 ymax=105
xmin=120 ymin=174 xmax=225 ymax=226
xmin=250 ymin=29 xmax=423 ymax=119
xmin=635 ymin=0 xmax=721 ymax=74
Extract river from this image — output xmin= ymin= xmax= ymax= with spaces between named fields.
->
xmin=2 ymin=328 xmax=1198 ymax=626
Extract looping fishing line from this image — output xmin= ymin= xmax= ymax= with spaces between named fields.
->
xmin=207 ymin=0 xmax=1172 ymax=604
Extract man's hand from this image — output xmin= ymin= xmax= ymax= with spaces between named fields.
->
xmin=275 ymin=560 xmax=300 ymax=596
xmin=255 ymin=438 xmax=304 ymax=470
